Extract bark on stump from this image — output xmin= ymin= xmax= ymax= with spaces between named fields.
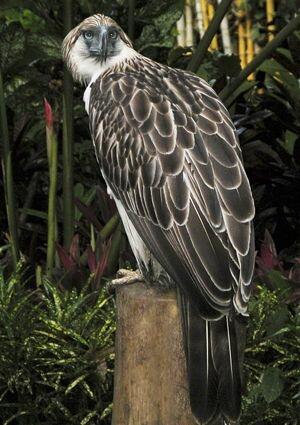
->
xmin=112 ymin=281 xmax=197 ymax=425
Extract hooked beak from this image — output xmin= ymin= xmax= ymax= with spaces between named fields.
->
xmin=89 ymin=28 xmax=108 ymax=63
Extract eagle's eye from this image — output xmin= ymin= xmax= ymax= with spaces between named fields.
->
xmin=83 ymin=30 xmax=94 ymax=40
xmin=108 ymin=29 xmax=118 ymax=40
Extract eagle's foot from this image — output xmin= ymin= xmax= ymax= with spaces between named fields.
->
xmin=107 ymin=268 xmax=144 ymax=293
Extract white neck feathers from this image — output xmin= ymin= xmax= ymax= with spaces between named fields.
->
xmin=82 ymin=44 xmax=138 ymax=113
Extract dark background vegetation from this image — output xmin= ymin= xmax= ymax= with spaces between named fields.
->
xmin=0 ymin=0 xmax=299 ymax=424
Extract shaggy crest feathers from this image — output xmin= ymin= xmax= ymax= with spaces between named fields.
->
xmin=62 ymin=14 xmax=133 ymax=82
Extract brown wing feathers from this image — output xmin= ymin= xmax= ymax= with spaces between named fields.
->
xmin=90 ymin=64 xmax=255 ymax=424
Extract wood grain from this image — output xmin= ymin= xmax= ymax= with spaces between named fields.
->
xmin=112 ymin=282 xmax=198 ymax=425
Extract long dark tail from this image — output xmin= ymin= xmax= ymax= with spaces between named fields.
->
xmin=179 ymin=295 xmax=244 ymax=424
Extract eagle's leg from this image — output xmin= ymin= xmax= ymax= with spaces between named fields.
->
xmin=107 ymin=268 xmax=144 ymax=293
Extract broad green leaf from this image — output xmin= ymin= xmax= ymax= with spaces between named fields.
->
xmin=0 ymin=22 xmax=25 ymax=71
xmin=266 ymin=305 xmax=290 ymax=337
xmin=261 ymin=367 xmax=284 ymax=403
xmin=267 ymin=269 xmax=291 ymax=294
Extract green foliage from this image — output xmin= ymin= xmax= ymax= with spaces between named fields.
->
xmin=1 ymin=1 xmax=300 ymax=423
xmin=135 ymin=1 xmax=183 ymax=51
xmin=242 ymin=282 xmax=300 ymax=424
xmin=0 ymin=265 xmax=115 ymax=424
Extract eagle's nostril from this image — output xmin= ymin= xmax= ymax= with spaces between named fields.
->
xmin=89 ymin=48 xmax=101 ymax=55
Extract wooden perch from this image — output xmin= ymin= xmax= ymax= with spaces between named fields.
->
xmin=112 ymin=281 xmax=197 ymax=425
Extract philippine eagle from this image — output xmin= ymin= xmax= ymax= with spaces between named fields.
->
xmin=62 ymin=14 xmax=255 ymax=425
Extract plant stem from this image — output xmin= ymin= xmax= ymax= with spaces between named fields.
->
xmin=46 ymin=128 xmax=58 ymax=278
xmin=63 ymin=0 xmax=74 ymax=249
xmin=100 ymin=213 xmax=120 ymax=240
xmin=0 ymin=70 xmax=20 ymax=269
xmin=128 ymin=0 xmax=135 ymax=41
xmin=187 ymin=0 xmax=233 ymax=72
xmin=107 ymin=222 xmax=122 ymax=275
xmin=18 ymin=171 xmax=39 ymax=234
xmin=220 ymin=13 xmax=300 ymax=101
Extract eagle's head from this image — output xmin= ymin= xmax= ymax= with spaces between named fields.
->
xmin=62 ymin=14 xmax=135 ymax=83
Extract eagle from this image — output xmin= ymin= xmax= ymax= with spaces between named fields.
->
xmin=62 ymin=14 xmax=255 ymax=425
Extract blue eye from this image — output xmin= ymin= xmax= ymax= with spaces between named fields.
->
xmin=84 ymin=31 xmax=94 ymax=40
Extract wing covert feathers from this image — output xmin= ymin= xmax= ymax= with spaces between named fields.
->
xmin=90 ymin=62 xmax=255 ymax=317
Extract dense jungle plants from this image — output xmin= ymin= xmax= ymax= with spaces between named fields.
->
xmin=0 ymin=265 xmax=115 ymax=425
xmin=0 ymin=0 xmax=300 ymax=423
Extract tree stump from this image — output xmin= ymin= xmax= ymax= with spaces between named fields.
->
xmin=112 ymin=281 xmax=197 ymax=425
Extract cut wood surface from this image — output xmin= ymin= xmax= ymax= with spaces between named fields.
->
xmin=112 ymin=281 xmax=197 ymax=425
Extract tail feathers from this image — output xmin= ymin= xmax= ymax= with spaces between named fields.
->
xmin=188 ymin=307 xmax=218 ymax=423
xmin=211 ymin=316 xmax=241 ymax=422
xmin=184 ymin=301 xmax=242 ymax=425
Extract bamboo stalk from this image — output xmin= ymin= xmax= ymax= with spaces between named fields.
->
xmin=238 ymin=22 xmax=246 ymax=67
xmin=200 ymin=0 xmax=209 ymax=31
xmin=62 ymin=0 xmax=74 ymax=250
xmin=207 ymin=1 xmax=218 ymax=50
xmin=195 ymin=0 xmax=205 ymax=38
xmin=220 ymin=13 xmax=300 ymax=101
xmin=187 ymin=0 xmax=233 ymax=72
xmin=236 ymin=0 xmax=247 ymax=68
xmin=185 ymin=0 xmax=194 ymax=47
xmin=246 ymin=18 xmax=254 ymax=64
xmin=45 ymin=100 xmax=58 ymax=278
xmin=176 ymin=14 xmax=186 ymax=46
xmin=217 ymin=0 xmax=232 ymax=54
xmin=246 ymin=17 xmax=254 ymax=79
xmin=128 ymin=0 xmax=135 ymax=41
xmin=266 ymin=0 xmax=275 ymax=41
xmin=0 ymin=70 xmax=20 ymax=269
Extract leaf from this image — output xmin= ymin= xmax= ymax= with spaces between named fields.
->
xmin=216 ymin=54 xmax=241 ymax=78
xmin=259 ymin=58 xmax=300 ymax=107
xmin=267 ymin=269 xmax=291 ymax=293
xmin=266 ymin=305 xmax=290 ymax=337
xmin=65 ymin=373 xmax=88 ymax=395
xmin=56 ymin=243 xmax=76 ymax=270
xmin=0 ymin=21 xmax=25 ymax=71
xmin=136 ymin=3 xmax=182 ymax=51
xmin=281 ymin=130 xmax=298 ymax=155
xmin=86 ymin=245 xmax=97 ymax=273
xmin=4 ymin=411 xmax=29 ymax=425
xmin=69 ymin=234 xmax=80 ymax=262
xmin=256 ymin=230 xmax=280 ymax=271
xmin=18 ymin=208 xmax=47 ymax=220
xmin=80 ymin=411 xmax=98 ymax=425
xmin=223 ymin=80 xmax=256 ymax=107
xmin=74 ymin=198 xmax=103 ymax=231
xmin=261 ymin=367 xmax=284 ymax=403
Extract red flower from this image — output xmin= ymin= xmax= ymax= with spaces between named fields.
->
xmin=44 ymin=98 xmax=53 ymax=129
